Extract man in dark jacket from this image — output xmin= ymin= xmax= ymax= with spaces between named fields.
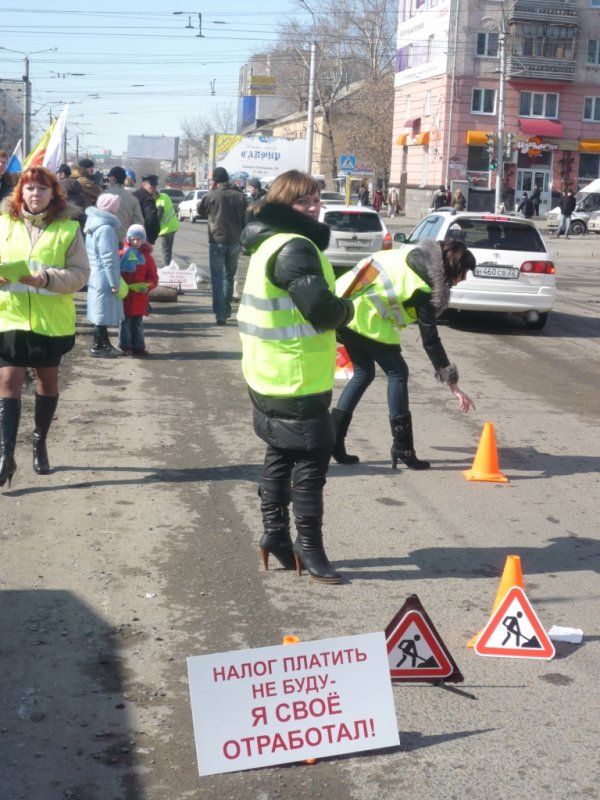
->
xmin=433 ymin=185 xmax=447 ymax=210
xmin=0 ymin=151 xmax=15 ymax=203
xmin=517 ymin=192 xmax=534 ymax=219
xmin=557 ymin=190 xmax=577 ymax=238
xmin=198 ymin=167 xmax=247 ymax=324
xmin=133 ymin=175 xmax=160 ymax=244
xmin=71 ymin=158 xmax=102 ymax=208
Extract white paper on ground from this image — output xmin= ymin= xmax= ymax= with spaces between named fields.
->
xmin=547 ymin=626 xmax=583 ymax=644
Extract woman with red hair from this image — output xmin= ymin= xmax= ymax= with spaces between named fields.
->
xmin=0 ymin=166 xmax=89 ymax=487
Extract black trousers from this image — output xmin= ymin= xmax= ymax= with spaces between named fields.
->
xmin=261 ymin=444 xmax=331 ymax=498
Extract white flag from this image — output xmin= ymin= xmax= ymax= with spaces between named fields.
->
xmin=43 ymin=104 xmax=69 ymax=173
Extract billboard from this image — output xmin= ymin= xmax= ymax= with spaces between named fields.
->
xmin=395 ymin=0 xmax=451 ymax=87
xmin=212 ymin=134 xmax=306 ymax=180
xmin=127 ymin=135 xmax=179 ymax=161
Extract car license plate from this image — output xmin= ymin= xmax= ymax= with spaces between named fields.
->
xmin=474 ymin=265 xmax=519 ymax=279
xmin=338 ymin=241 xmax=370 ymax=250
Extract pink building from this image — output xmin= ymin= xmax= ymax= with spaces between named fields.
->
xmin=390 ymin=0 xmax=600 ymax=215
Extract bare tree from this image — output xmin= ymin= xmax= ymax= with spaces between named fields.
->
xmin=257 ymin=0 xmax=396 ymax=180
xmin=180 ymin=103 xmax=236 ymax=161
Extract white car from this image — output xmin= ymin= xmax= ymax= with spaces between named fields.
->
xmin=178 ymin=189 xmax=208 ymax=222
xmin=395 ymin=211 xmax=556 ymax=329
xmin=319 ymin=205 xmax=392 ymax=273
xmin=320 ymin=191 xmax=345 ymax=206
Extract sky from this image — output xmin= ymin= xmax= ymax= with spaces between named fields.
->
xmin=0 ymin=1 xmax=310 ymax=158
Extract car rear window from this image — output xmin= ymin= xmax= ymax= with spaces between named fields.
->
xmin=323 ymin=211 xmax=383 ymax=232
xmin=445 ymin=220 xmax=545 ymax=252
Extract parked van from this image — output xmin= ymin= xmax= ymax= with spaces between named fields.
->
xmin=547 ymin=178 xmax=600 ymax=235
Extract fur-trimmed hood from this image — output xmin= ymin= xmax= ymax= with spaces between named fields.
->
xmin=406 ymin=239 xmax=450 ymax=314
xmin=241 ymin=201 xmax=330 ymax=253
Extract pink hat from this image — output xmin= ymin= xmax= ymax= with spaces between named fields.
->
xmin=97 ymin=193 xmax=120 ymax=214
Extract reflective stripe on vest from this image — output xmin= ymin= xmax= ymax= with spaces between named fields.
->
xmin=238 ymin=232 xmax=337 ymax=397
xmin=336 ymin=250 xmax=431 ymax=345
xmin=0 ymin=215 xmax=79 ymax=336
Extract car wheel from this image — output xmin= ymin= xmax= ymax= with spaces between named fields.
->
xmin=178 ymin=210 xmax=184 ymax=221
xmin=524 ymin=312 xmax=548 ymax=330
xmin=569 ymin=220 xmax=586 ymax=236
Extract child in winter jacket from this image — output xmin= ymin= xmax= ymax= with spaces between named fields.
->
xmin=118 ymin=224 xmax=158 ymax=356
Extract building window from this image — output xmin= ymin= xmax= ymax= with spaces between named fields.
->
xmin=584 ymin=97 xmax=600 ymax=121
xmin=593 ymin=0 xmax=600 ymax=8
xmin=427 ymin=34 xmax=435 ymax=61
xmin=519 ymin=92 xmax=559 ymax=118
xmin=472 ymin=88 xmax=496 ymax=114
xmin=512 ymin=23 xmax=575 ymax=60
xmin=477 ymin=32 xmax=499 ymax=57
xmin=587 ymin=40 xmax=600 ymax=65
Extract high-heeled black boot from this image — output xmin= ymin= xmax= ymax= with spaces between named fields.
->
xmin=0 ymin=397 xmax=21 ymax=488
xmin=33 ymin=393 xmax=59 ymax=475
xmin=390 ymin=413 xmax=430 ymax=470
xmin=292 ymin=488 xmax=343 ymax=584
xmin=331 ymin=408 xmax=359 ymax=465
xmin=258 ymin=479 xmax=295 ymax=570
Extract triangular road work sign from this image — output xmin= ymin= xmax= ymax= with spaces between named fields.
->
xmin=386 ymin=595 xmax=463 ymax=682
xmin=474 ymin=586 xmax=555 ymax=660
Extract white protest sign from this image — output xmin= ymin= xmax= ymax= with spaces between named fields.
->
xmin=187 ymin=631 xmax=399 ymax=776
xmin=157 ymin=261 xmax=198 ymax=290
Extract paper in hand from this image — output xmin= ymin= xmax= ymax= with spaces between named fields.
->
xmin=0 ymin=261 xmax=30 ymax=283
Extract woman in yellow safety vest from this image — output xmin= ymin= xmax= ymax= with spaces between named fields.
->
xmin=331 ymin=239 xmax=475 ymax=469
xmin=239 ymin=170 xmax=354 ymax=584
xmin=0 ymin=166 xmax=90 ymax=487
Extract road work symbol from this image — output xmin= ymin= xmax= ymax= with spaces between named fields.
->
xmin=386 ymin=596 xmax=463 ymax=682
xmin=475 ymin=586 xmax=555 ymax=660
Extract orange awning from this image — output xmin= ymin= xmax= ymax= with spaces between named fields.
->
xmin=580 ymin=139 xmax=600 ymax=153
xmin=466 ymin=130 xmax=491 ymax=146
xmin=415 ymin=132 xmax=430 ymax=146
xmin=396 ymin=133 xmax=408 ymax=146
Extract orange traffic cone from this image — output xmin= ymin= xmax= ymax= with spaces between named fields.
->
xmin=282 ymin=635 xmax=316 ymax=765
xmin=468 ymin=555 xmax=525 ymax=648
xmin=463 ymin=422 xmax=508 ymax=483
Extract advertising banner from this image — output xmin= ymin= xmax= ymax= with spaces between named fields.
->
xmin=187 ymin=632 xmax=399 ymax=776
xmin=213 ymin=134 xmax=306 ymax=180
xmin=395 ymin=0 xmax=451 ymax=87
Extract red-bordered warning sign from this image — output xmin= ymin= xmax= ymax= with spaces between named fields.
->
xmin=386 ymin=595 xmax=463 ymax=682
xmin=474 ymin=586 xmax=555 ymax=660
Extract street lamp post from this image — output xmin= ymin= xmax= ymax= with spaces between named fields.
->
xmin=0 ymin=47 xmax=57 ymax=154
xmin=305 ymin=41 xmax=317 ymax=174
xmin=495 ymin=30 xmax=507 ymax=212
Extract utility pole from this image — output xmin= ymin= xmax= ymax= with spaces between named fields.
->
xmin=23 ymin=55 xmax=31 ymax=154
xmin=444 ymin=0 xmax=460 ymax=188
xmin=494 ymin=28 xmax=506 ymax=212
xmin=305 ymin=41 xmax=317 ymax=174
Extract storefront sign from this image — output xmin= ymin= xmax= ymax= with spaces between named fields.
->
xmin=517 ymin=137 xmax=559 ymax=159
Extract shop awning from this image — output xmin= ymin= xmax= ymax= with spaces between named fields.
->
xmin=466 ymin=130 xmax=492 ymax=146
xmin=414 ymin=132 xmax=430 ymax=146
xmin=580 ymin=139 xmax=600 ymax=153
xmin=403 ymin=117 xmax=420 ymax=129
xmin=396 ymin=133 xmax=408 ymax=146
xmin=518 ymin=118 xmax=563 ymax=138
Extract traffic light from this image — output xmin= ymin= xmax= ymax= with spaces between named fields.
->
xmin=490 ymin=159 xmax=497 ymax=172
xmin=504 ymin=133 xmax=515 ymax=159
xmin=485 ymin=132 xmax=496 ymax=161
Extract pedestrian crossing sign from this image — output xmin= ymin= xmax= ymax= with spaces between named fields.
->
xmin=339 ymin=154 xmax=356 ymax=172
xmin=386 ymin=594 xmax=463 ymax=682
xmin=474 ymin=586 xmax=555 ymax=660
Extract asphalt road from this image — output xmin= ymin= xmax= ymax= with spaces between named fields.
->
xmin=1 ymin=218 xmax=599 ymax=800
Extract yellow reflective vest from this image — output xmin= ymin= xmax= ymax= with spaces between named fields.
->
xmin=0 ymin=215 xmax=79 ymax=336
xmin=238 ymin=233 xmax=337 ymax=397
xmin=156 ymin=193 xmax=180 ymax=236
xmin=336 ymin=250 xmax=432 ymax=345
